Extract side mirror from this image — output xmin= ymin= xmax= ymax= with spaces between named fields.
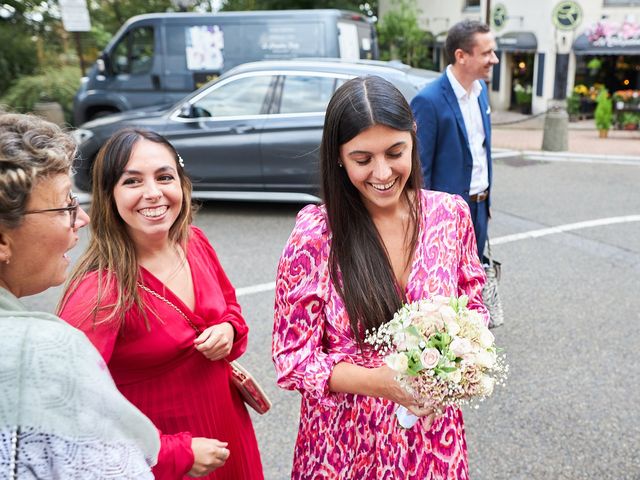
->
xmin=98 ymin=53 xmax=113 ymax=75
xmin=179 ymin=102 xmax=194 ymax=118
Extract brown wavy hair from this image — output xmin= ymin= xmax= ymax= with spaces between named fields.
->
xmin=60 ymin=128 xmax=194 ymax=327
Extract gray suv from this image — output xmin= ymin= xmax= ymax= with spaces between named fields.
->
xmin=72 ymin=59 xmax=437 ymax=202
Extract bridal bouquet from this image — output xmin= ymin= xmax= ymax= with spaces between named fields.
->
xmin=365 ymin=295 xmax=508 ymax=428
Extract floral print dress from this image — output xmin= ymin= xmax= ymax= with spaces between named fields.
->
xmin=272 ymin=190 xmax=488 ymax=480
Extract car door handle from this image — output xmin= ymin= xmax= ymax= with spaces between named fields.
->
xmin=232 ymin=125 xmax=254 ymax=134
xmin=151 ymin=74 xmax=161 ymax=90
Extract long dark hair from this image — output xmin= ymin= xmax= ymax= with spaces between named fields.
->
xmin=320 ymin=76 xmax=423 ymax=342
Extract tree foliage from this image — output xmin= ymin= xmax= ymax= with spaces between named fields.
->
xmin=0 ymin=23 xmax=38 ymax=96
xmin=221 ymin=0 xmax=376 ymax=15
xmin=377 ymin=0 xmax=432 ymax=69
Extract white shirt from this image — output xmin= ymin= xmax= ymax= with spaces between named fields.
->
xmin=446 ymin=66 xmax=489 ymax=195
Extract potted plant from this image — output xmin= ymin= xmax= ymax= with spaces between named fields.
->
xmin=594 ymin=89 xmax=612 ymax=138
xmin=621 ymin=112 xmax=640 ymax=130
xmin=513 ymin=82 xmax=532 ymax=114
xmin=567 ymin=93 xmax=581 ymax=121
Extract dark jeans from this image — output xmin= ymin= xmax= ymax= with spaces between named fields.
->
xmin=468 ymin=198 xmax=489 ymax=261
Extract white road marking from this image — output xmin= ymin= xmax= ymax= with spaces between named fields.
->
xmin=491 ymin=215 xmax=640 ymax=245
xmin=236 ymin=215 xmax=640 ymax=297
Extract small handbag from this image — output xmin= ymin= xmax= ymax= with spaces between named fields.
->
xmin=482 ymin=237 xmax=504 ymax=329
xmin=229 ymin=361 xmax=272 ymax=414
xmin=138 ymin=282 xmax=271 ymax=414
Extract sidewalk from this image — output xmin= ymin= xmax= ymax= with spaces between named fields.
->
xmin=491 ymin=111 xmax=640 ymax=158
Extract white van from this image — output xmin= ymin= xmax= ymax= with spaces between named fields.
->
xmin=73 ymin=9 xmax=378 ymax=125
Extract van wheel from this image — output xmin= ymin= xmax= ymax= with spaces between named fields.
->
xmin=88 ymin=109 xmax=119 ymax=121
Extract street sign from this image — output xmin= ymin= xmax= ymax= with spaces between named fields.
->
xmin=59 ymin=0 xmax=91 ymax=32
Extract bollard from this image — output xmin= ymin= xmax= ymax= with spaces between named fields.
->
xmin=542 ymin=101 xmax=569 ymax=152
xmin=33 ymin=101 xmax=65 ymax=127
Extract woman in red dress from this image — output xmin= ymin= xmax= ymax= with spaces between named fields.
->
xmin=59 ymin=128 xmax=263 ymax=479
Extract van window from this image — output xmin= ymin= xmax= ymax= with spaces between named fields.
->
xmin=112 ymin=26 xmax=154 ymax=75
xmin=279 ymin=75 xmax=337 ymax=114
xmin=192 ymin=75 xmax=274 ymax=117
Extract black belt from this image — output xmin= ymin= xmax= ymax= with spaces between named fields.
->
xmin=469 ymin=189 xmax=489 ymax=202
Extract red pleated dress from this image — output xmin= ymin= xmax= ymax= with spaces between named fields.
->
xmin=59 ymin=226 xmax=264 ymax=479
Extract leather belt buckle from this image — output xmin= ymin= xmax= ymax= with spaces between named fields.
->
xmin=470 ymin=189 xmax=489 ymax=202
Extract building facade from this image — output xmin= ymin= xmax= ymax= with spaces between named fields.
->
xmin=378 ymin=0 xmax=640 ymax=115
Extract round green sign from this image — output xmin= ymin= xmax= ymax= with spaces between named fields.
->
xmin=552 ymin=1 xmax=582 ymax=31
xmin=492 ymin=4 xmax=507 ymax=31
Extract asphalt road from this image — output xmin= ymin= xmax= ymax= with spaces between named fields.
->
xmin=23 ymin=155 xmax=640 ymax=479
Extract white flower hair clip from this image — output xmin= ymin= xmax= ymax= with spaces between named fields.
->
xmin=177 ymin=154 xmax=185 ymax=168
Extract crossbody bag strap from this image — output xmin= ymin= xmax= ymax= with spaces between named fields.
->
xmin=137 ymin=282 xmax=202 ymax=335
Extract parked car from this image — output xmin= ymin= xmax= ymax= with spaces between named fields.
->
xmin=72 ymin=59 xmax=438 ymax=202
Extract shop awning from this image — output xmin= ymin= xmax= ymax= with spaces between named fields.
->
xmin=573 ymin=33 xmax=640 ymax=55
xmin=496 ymin=32 xmax=537 ymax=52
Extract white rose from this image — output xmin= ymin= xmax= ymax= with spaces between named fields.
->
xmin=438 ymin=305 xmax=457 ymax=323
xmin=479 ymin=375 xmax=496 ymax=396
xmin=448 ymin=369 xmax=463 ymax=384
xmin=404 ymin=332 xmax=422 ymax=350
xmin=476 ymin=349 xmax=497 ymax=369
xmin=385 ymin=352 xmax=409 ymax=373
xmin=445 ymin=319 xmax=461 ymax=336
xmin=420 ymin=348 xmax=440 ymax=369
xmin=450 ymin=336 xmax=473 ymax=357
xmin=478 ymin=328 xmax=495 ymax=349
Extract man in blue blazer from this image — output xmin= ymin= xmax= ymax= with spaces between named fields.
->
xmin=411 ymin=20 xmax=499 ymax=259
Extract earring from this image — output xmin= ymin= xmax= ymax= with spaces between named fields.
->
xmin=338 ymin=162 xmax=343 ymax=168
xmin=4 ymin=258 xmax=9 ymax=265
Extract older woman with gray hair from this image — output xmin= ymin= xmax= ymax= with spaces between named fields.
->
xmin=0 ymin=112 xmax=159 ymax=478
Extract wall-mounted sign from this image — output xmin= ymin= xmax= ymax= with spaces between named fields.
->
xmin=59 ymin=0 xmax=91 ymax=32
xmin=492 ymin=4 xmax=507 ymax=31
xmin=552 ymin=1 xmax=582 ymax=31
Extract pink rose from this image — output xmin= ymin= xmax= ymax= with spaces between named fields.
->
xmin=420 ymin=348 xmax=440 ymax=369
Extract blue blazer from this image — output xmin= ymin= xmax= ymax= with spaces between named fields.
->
xmin=410 ymin=74 xmax=492 ymax=205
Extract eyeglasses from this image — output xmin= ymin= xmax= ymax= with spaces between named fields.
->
xmin=24 ymin=193 xmax=79 ymax=228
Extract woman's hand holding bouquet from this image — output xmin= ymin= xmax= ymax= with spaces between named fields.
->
xmin=365 ymin=295 xmax=508 ymax=428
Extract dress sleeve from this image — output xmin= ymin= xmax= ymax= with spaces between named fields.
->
xmin=272 ymin=206 xmax=347 ymax=407
xmin=58 ymin=273 xmax=120 ymax=363
xmin=191 ymin=227 xmax=248 ymax=361
xmin=410 ymin=93 xmax=437 ymax=189
xmin=59 ymin=276 xmax=196 ymax=478
xmin=454 ymin=195 xmax=490 ymax=326
xmin=153 ymin=430 xmax=194 ymax=479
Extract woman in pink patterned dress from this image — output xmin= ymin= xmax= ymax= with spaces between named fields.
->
xmin=272 ymin=76 xmax=489 ymax=479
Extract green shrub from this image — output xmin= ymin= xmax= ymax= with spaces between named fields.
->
xmin=594 ymin=89 xmax=612 ymax=131
xmin=0 ymin=26 xmax=38 ymax=96
xmin=0 ymin=66 xmax=81 ymax=125
xmin=567 ymin=93 xmax=581 ymax=117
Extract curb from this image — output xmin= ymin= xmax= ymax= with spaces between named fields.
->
xmin=492 ymin=148 xmax=640 ymax=166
